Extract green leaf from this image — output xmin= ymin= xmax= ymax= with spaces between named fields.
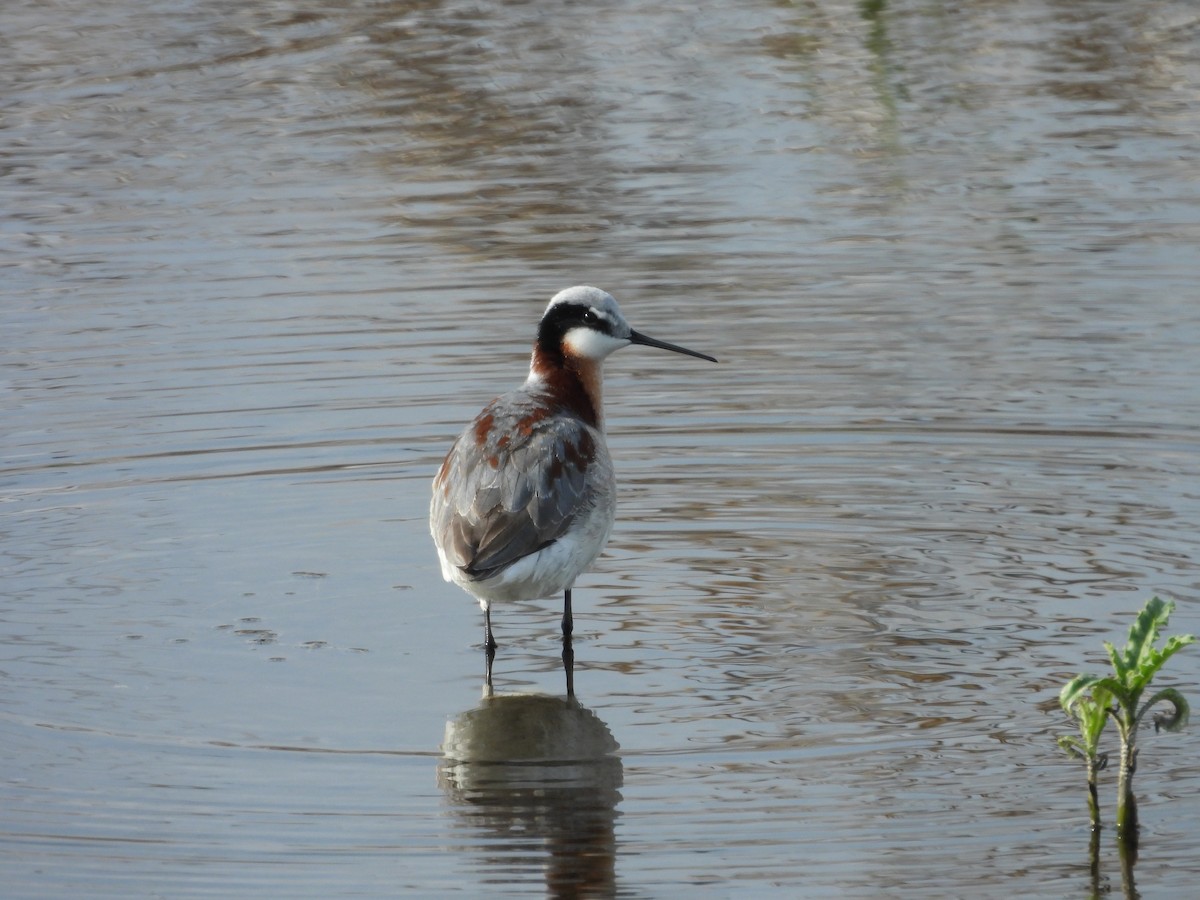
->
xmin=1058 ymin=735 xmax=1084 ymax=759
xmin=1060 ymin=677 xmax=1115 ymax=761
xmin=1066 ymin=675 xmax=1124 ymax=708
xmin=1160 ymin=632 xmax=1197 ymax=665
xmin=1122 ymin=596 xmax=1171 ymax=679
xmin=1120 ymin=600 xmax=1195 ymax=697
xmin=1140 ymin=687 xmax=1190 ymax=734
xmin=1061 ymin=674 xmax=1104 ymax=712
xmin=1104 ymin=640 xmax=1126 ymax=681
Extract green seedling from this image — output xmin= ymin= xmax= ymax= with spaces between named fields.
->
xmin=1057 ymin=682 xmax=1110 ymax=831
xmin=1060 ymin=596 xmax=1193 ymax=845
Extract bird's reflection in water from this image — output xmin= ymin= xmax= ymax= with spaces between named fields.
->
xmin=439 ymin=693 xmax=623 ymax=898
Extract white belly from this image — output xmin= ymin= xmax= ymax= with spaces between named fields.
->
xmin=441 ymin=481 xmax=615 ymax=607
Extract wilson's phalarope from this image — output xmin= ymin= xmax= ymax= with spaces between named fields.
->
xmin=430 ymin=286 xmax=716 ymax=693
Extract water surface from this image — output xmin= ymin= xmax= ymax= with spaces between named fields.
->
xmin=4 ymin=0 xmax=1200 ymax=896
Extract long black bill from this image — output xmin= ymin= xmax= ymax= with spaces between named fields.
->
xmin=629 ymin=329 xmax=718 ymax=363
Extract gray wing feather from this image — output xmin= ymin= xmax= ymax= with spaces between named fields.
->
xmin=431 ymin=393 xmax=597 ymax=582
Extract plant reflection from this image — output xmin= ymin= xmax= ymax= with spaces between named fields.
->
xmin=439 ymin=693 xmax=623 ymax=898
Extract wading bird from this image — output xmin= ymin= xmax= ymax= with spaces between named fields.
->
xmin=430 ymin=286 xmax=716 ymax=694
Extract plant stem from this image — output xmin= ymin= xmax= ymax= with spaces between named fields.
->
xmin=1115 ymin=732 xmax=1138 ymax=848
xmin=1085 ymin=758 xmax=1101 ymax=831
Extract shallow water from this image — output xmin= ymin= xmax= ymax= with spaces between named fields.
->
xmin=4 ymin=0 xmax=1200 ymax=896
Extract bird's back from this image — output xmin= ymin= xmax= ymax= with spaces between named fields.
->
xmin=430 ymin=385 xmax=614 ymax=601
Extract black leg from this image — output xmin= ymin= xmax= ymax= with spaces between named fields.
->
xmin=561 ymin=588 xmax=574 ymax=697
xmin=484 ymin=604 xmax=497 ymax=653
xmin=483 ymin=605 xmax=496 ymax=695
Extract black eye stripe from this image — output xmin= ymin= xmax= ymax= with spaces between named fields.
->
xmin=550 ymin=304 xmax=606 ymax=329
xmin=537 ymin=303 xmax=612 ymax=356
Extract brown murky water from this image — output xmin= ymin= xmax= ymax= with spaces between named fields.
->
xmin=4 ymin=0 xmax=1200 ymax=896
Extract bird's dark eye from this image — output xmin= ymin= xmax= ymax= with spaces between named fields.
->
xmin=582 ymin=309 xmax=599 ymax=325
